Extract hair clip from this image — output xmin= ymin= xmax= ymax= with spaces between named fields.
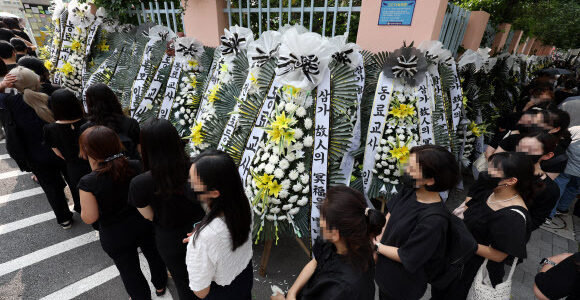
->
xmin=103 ymin=153 xmax=123 ymax=163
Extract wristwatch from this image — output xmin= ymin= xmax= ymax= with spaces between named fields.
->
xmin=540 ymin=258 xmax=557 ymax=267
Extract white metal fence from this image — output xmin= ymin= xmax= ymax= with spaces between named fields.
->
xmin=438 ymin=3 xmax=471 ymax=57
xmin=129 ymin=1 xmax=184 ymax=33
xmin=223 ymin=0 xmax=362 ymax=39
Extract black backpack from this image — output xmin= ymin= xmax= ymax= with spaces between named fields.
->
xmin=420 ymin=208 xmax=478 ymax=289
xmin=0 ymin=96 xmax=31 ymax=171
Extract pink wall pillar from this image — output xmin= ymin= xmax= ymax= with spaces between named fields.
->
xmin=182 ymin=0 xmax=228 ymax=47
xmin=356 ymin=0 xmax=448 ymax=53
xmin=522 ymin=37 xmax=535 ymax=55
xmin=490 ymin=23 xmax=511 ymax=54
xmin=517 ymin=37 xmax=528 ymax=54
xmin=507 ymin=30 xmax=523 ymax=54
xmin=461 ymin=11 xmax=490 ymax=51
xmin=530 ymin=39 xmax=542 ymax=55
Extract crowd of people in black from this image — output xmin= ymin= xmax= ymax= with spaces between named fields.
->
xmin=0 ymin=15 xmax=579 ymax=299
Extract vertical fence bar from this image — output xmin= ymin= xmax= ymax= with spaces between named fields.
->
xmin=438 ymin=5 xmax=450 ymax=41
xmin=346 ymin=0 xmax=353 ymax=38
xmin=322 ymin=0 xmax=328 ymax=36
xmin=164 ymin=2 xmax=170 ymax=31
xmin=267 ymin=0 xmax=271 ymax=31
xmin=147 ymin=2 xmax=154 ymax=23
xmin=258 ymin=0 xmax=262 ymax=34
xmin=309 ymin=0 xmax=314 ymax=31
xmin=171 ymin=2 xmax=178 ymax=33
xmin=140 ymin=2 xmax=147 ymax=23
xmin=288 ymin=0 xmax=292 ymax=24
xmin=331 ymin=0 xmax=338 ymax=36
xmin=227 ymin=0 xmax=232 ymax=29
xmin=279 ymin=0 xmax=283 ymax=29
xmin=134 ymin=6 xmax=142 ymax=24
xmin=247 ymin=0 xmax=251 ymax=28
xmin=155 ymin=1 xmax=162 ymax=25
xmin=300 ymin=0 xmax=304 ymax=26
xmin=238 ymin=0 xmax=243 ymax=26
xmin=457 ymin=10 xmax=471 ymax=55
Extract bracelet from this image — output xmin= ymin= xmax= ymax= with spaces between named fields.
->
xmin=539 ymin=258 xmax=557 ymax=267
xmin=374 ymin=243 xmax=380 ymax=253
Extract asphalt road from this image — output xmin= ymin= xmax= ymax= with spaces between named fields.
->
xmin=0 ymin=140 xmax=309 ymax=300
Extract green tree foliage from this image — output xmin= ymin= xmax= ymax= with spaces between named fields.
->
xmin=451 ymin=0 xmax=580 ymax=49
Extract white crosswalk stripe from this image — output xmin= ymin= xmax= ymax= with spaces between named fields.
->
xmin=0 ymin=205 xmax=74 ymax=235
xmin=0 ymin=154 xmax=10 ymax=160
xmin=0 ymin=187 xmax=45 ymax=204
xmin=0 ymin=170 xmax=29 ymax=180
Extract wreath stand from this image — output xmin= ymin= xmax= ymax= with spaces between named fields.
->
xmin=258 ymin=236 xmax=311 ymax=277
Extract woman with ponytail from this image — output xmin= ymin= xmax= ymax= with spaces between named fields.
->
xmin=0 ymin=67 xmax=74 ymax=229
xmin=434 ymin=152 xmax=539 ymax=299
xmin=374 ymin=145 xmax=459 ymax=300
xmin=271 ymin=186 xmax=385 ymax=300
xmin=78 ymin=126 xmax=168 ymax=299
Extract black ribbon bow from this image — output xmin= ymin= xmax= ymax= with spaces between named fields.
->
xmin=176 ymin=42 xmax=201 ymax=58
xmin=220 ymin=33 xmax=246 ymax=56
xmin=251 ymin=44 xmax=280 ymax=67
xmin=278 ymin=53 xmax=320 ymax=83
xmin=332 ymin=48 xmax=354 ymax=65
xmin=392 ymin=55 xmax=418 ymax=78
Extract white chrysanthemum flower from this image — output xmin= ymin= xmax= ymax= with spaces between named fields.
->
xmin=281 ymin=180 xmax=291 ymax=189
xmin=261 ymin=152 xmax=269 ymax=161
xmin=289 ymin=170 xmax=299 ymax=180
xmin=387 ymin=136 xmax=395 ymax=143
xmin=271 ymin=198 xmax=281 ymax=205
xmin=300 ymin=174 xmax=309 ymax=185
xmin=384 ymin=169 xmax=391 ymax=175
xmin=258 ymin=163 xmax=266 ymax=171
xmin=269 ymin=155 xmax=279 ymax=165
xmin=372 ymin=169 xmax=378 ymax=174
xmin=381 ymin=154 xmax=389 ymax=160
xmin=279 ymin=190 xmax=289 ymax=199
xmin=270 ymin=207 xmax=281 ymax=214
xmin=297 ymin=163 xmax=305 ymax=173
xmin=289 ymin=195 xmax=298 ymax=203
xmin=278 ymin=215 xmax=287 ymax=220
xmin=399 ymin=134 xmax=406 ymax=140
xmin=381 ymin=161 xmax=388 ymax=167
xmin=396 ymin=128 xmax=404 ymax=134
xmin=265 ymin=164 xmax=275 ymax=174
xmin=286 ymin=153 xmax=296 ymax=162
xmin=285 ymin=102 xmax=296 ymax=113
xmin=304 ymin=118 xmax=313 ymax=129
xmin=294 ymin=128 xmax=304 ymax=140
xmin=296 ymin=107 xmax=307 ymax=118
xmin=293 ymin=142 xmax=304 ymax=151
xmin=292 ymin=183 xmax=302 ymax=192
xmin=289 ymin=207 xmax=300 ymax=215
xmin=282 ymin=204 xmax=293 ymax=210
xmin=279 ymin=159 xmax=290 ymax=170
xmin=297 ymin=197 xmax=308 ymax=206
xmin=392 ymin=179 xmax=399 ymax=185
xmin=301 ymin=186 xmax=309 ymax=193
xmin=303 ymin=136 xmax=313 ymax=147
xmin=381 ymin=139 xmax=387 ymax=145
xmin=179 ymin=120 xmax=185 ymax=125
xmin=272 ymin=146 xmax=280 ymax=155
xmin=274 ymin=168 xmax=284 ymax=179
xmin=375 ymin=154 xmax=381 ymax=160
xmin=389 ymin=164 xmax=395 ymax=169
xmin=266 ymin=215 xmax=277 ymax=221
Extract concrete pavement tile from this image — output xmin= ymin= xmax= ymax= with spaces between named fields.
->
xmin=552 ymin=245 xmax=568 ymax=256
xmin=540 ymin=230 xmax=554 ymax=244
xmin=553 ymin=235 xmax=570 ymax=249
xmin=568 ymin=239 xmax=579 ymax=252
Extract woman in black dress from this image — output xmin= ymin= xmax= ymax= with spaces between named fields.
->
xmin=129 ymin=119 xmax=204 ymax=300
xmin=374 ymin=145 xmax=460 ymax=300
xmin=43 ymin=89 xmax=91 ymax=213
xmin=271 ymin=186 xmax=385 ymax=300
xmin=433 ymin=152 xmax=540 ymax=299
xmin=78 ymin=126 xmax=168 ymax=299
xmin=82 ymin=83 xmax=140 ymax=160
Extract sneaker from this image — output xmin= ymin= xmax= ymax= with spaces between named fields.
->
xmin=543 ymin=218 xmax=553 ymax=226
xmin=555 ymin=209 xmax=569 ymax=216
xmin=60 ymin=220 xmax=72 ymax=229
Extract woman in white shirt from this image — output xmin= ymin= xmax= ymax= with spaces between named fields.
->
xmin=185 ymin=149 xmax=253 ymax=299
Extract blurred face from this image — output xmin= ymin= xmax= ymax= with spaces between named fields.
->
xmin=189 ymin=164 xmax=220 ymax=211
xmin=320 ymin=216 xmax=339 ymax=243
xmin=405 ymin=153 xmax=435 ymax=188
xmin=488 ymin=162 xmax=517 ymax=188
xmin=518 ymin=112 xmax=543 ymax=126
xmin=517 ymin=137 xmax=543 ymax=156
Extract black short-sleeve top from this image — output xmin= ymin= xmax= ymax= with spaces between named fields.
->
xmin=43 ymin=119 xmax=87 ymax=164
xmin=77 ymin=160 xmax=142 ymax=226
xmin=128 ymin=169 xmax=204 ymax=230
xmin=298 ymin=238 xmax=375 ymax=300
xmin=375 ymin=187 xmax=448 ymax=299
xmin=529 ymin=176 xmax=560 ymax=231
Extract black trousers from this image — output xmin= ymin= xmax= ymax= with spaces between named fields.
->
xmin=100 ymin=214 xmax=168 ymax=300
xmin=65 ymin=161 xmax=91 ymax=213
xmin=31 ymin=162 xmax=72 ymax=224
xmin=155 ymin=225 xmax=199 ymax=300
xmin=206 ymin=260 xmax=253 ymax=300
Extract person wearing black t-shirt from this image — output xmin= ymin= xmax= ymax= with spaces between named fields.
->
xmin=0 ymin=41 xmax=17 ymax=72
xmin=78 ymin=126 xmax=168 ymax=299
xmin=272 ymin=186 xmax=385 ymax=300
xmin=516 ymin=132 xmax=561 ymax=230
xmin=43 ymin=89 xmax=91 ymax=213
xmin=374 ymin=145 xmax=459 ymax=300
xmin=433 ymin=152 xmax=539 ymax=299
xmin=534 ymin=252 xmax=580 ymax=300
xmin=129 ymin=119 xmax=204 ymax=300
xmin=18 ymin=57 xmax=60 ymax=96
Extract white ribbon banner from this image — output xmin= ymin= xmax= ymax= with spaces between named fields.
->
xmin=82 ymin=47 xmax=121 ymax=110
xmin=134 ymin=54 xmax=173 ymax=121
xmin=81 ymin=22 xmax=101 ymax=86
xmin=449 ymin=61 xmax=464 ymax=131
xmin=193 ymin=56 xmax=224 ymax=123
xmin=429 ymin=65 xmax=450 ymax=149
xmin=310 ymin=69 xmax=331 ymax=242
xmin=339 ymin=54 xmax=365 ymax=185
xmin=53 ymin=19 xmax=75 ymax=85
xmin=416 ymin=73 xmax=435 ymax=145
xmin=129 ymin=39 xmax=158 ymax=114
xmin=238 ymin=79 xmax=282 ymax=186
xmin=361 ymin=73 xmax=394 ymax=206
xmin=158 ymin=61 xmax=183 ymax=119
xmin=217 ymin=71 xmax=255 ymax=150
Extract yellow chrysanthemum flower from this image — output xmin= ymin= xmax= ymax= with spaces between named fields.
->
xmin=189 ymin=75 xmax=198 ymax=88
xmin=188 ymin=60 xmax=198 ymax=68
xmin=265 ymin=111 xmax=296 ymax=147
xmin=462 ymin=96 xmax=469 ymax=106
xmin=468 ymin=121 xmax=482 ymax=137
xmin=255 ymin=173 xmax=274 ymax=190
xmin=187 ymin=122 xmax=203 ymax=145
xmin=389 ymin=146 xmax=410 ymax=163
xmin=249 ymin=73 xmax=257 ymax=85
xmin=70 ymin=40 xmax=81 ymax=52
xmin=389 ymin=104 xmax=415 ymax=119
xmin=282 ymin=85 xmax=301 ymax=99
xmin=60 ymin=62 xmax=74 ymax=76
xmin=44 ymin=60 xmax=53 ymax=71
xmin=208 ymin=84 xmax=220 ymax=103
xmin=267 ymin=180 xmax=282 ymax=197
xmin=220 ymin=63 xmax=228 ymax=73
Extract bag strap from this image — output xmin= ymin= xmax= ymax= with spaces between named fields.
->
xmin=509 ymin=207 xmax=527 ymax=224
xmin=507 ymin=257 xmax=518 ymax=281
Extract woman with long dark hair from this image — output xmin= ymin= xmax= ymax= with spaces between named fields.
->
xmin=374 ymin=145 xmax=460 ymax=300
xmin=185 ymin=150 xmax=253 ymax=299
xmin=81 ymin=83 xmax=140 ymax=159
xmin=0 ymin=67 xmax=73 ymax=229
xmin=433 ymin=152 xmax=539 ymax=299
xmin=78 ymin=126 xmax=168 ymax=299
xmin=272 ymin=186 xmax=385 ymax=300
xmin=43 ymin=89 xmax=91 ymax=213
xmin=129 ymin=119 xmax=204 ymax=300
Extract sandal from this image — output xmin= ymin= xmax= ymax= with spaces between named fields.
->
xmin=155 ymin=288 xmax=166 ymax=296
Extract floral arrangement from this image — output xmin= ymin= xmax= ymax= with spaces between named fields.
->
xmin=457 ymin=120 xmax=488 ymax=167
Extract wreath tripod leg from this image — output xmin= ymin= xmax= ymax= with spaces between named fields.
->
xmin=258 ymin=239 xmax=274 ymax=277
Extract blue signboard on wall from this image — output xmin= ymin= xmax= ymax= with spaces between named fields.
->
xmin=378 ymin=0 xmax=416 ymax=26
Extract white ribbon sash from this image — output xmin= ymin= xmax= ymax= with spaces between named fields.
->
xmin=158 ymin=61 xmax=183 ymax=119
xmin=134 ymin=54 xmax=173 ymax=121
xmin=129 ymin=39 xmax=158 ymax=113
xmin=416 ymin=73 xmax=435 ymax=145
xmin=217 ymin=71 xmax=255 ymax=150
xmin=449 ymin=61 xmax=463 ymax=131
xmin=361 ymin=73 xmax=394 ymax=206
xmin=53 ymin=19 xmax=75 ymax=85
xmin=81 ymin=22 xmax=101 ymax=86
